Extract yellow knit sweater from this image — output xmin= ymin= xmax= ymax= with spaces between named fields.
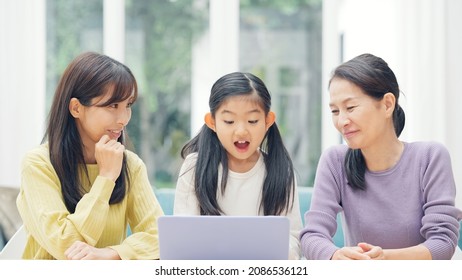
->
xmin=16 ymin=143 xmax=164 ymax=259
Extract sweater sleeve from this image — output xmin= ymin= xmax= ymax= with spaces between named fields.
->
xmin=420 ymin=143 xmax=462 ymax=260
xmin=17 ymin=149 xmax=116 ymax=260
xmin=109 ymin=152 xmax=164 ymax=260
xmin=300 ymin=146 xmax=345 ymax=260
xmin=173 ymin=153 xmax=201 ymax=215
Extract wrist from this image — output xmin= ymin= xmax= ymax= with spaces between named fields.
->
xmin=106 ymin=247 xmax=122 ymax=260
xmin=98 ymin=172 xmax=118 ymax=182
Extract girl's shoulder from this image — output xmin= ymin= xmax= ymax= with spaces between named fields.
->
xmin=184 ymin=152 xmax=199 ymax=162
xmin=125 ymin=149 xmax=148 ymax=169
xmin=22 ymin=143 xmax=51 ymax=167
xmin=179 ymin=152 xmax=199 ymax=172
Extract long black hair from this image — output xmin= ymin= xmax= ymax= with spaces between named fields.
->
xmin=44 ymin=52 xmax=138 ymax=213
xmin=329 ymin=53 xmax=405 ymax=190
xmin=181 ymin=72 xmax=295 ymax=215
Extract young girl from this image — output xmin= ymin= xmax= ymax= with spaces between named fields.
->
xmin=174 ymin=72 xmax=302 ymax=259
xmin=16 ymin=52 xmax=164 ymax=259
xmin=300 ymin=53 xmax=462 ymax=260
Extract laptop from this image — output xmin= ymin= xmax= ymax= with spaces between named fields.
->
xmin=158 ymin=215 xmax=290 ymax=260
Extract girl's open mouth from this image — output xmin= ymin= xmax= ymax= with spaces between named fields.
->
xmin=234 ymin=140 xmax=250 ymax=151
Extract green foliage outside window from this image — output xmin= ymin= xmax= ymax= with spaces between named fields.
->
xmin=46 ymin=0 xmax=322 ymax=189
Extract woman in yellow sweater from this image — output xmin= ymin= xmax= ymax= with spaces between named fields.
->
xmin=16 ymin=52 xmax=164 ymax=260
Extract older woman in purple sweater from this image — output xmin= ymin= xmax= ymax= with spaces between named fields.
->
xmin=300 ymin=53 xmax=462 ymax=260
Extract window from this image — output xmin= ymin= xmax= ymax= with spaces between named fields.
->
xmin=46 ymin=0 xmax=103 ymax=109
xmin=239 ymin=0 xmax=322 ymax=186
xmin=125 ymin=0 xmax=209 ymax=188
xmin=46 ymin=0 xmax=322 ymax=188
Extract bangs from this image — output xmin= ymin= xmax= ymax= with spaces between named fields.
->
xmin=233 ymin=90 xmax=268 ymax=113
xmin=97 ymin=69 xmax=138 ymax=106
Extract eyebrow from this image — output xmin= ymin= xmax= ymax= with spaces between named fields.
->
xmin=329 ymin=97 xmax=358 ymax=107
xmin=220 ymin=108 xmax=262 ymax=115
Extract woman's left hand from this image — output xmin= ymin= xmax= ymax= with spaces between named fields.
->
xmin=357 ymin=242 xmax=385 ymax=260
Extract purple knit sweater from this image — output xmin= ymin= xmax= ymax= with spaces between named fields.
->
xmin=300 ymin=141 xmax=462 ymax=260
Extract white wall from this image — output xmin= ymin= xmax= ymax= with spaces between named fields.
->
xmin=445 ymin=0 xmax=462 ymax=210
xmin=322 ymin=0 xmax=343 ymax=148
xmin=322 ymin=0 xmax=462 ymax=208
xmin=0 ymin=0 xmax=46 ymax=188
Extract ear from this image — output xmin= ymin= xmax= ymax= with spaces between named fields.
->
xmin=265 ymin=111 xmax=276 ymax=130
xmin=382 ymin=93 xmax=396 ymax=118
xmin=69 ymin=98 xmax=82 ymax=118
xmin=204 ymin=112 xmax=215 ymax=131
